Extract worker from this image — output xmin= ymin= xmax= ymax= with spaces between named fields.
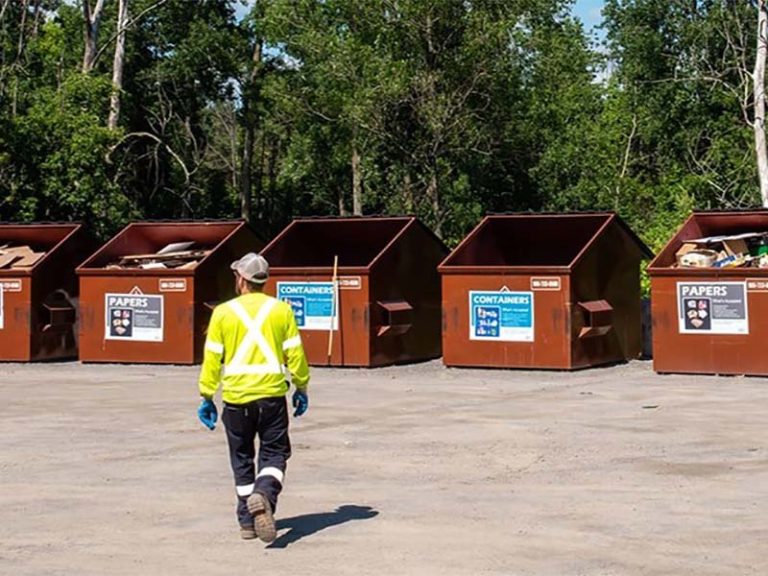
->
xmin=196 ymin=252 xmax=310 ymax=543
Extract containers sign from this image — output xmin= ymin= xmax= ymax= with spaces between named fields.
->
xmin=469 ymin=290 xmax=534 ymax=342
xmin=277 ymin=281 xmax=338 ymax=331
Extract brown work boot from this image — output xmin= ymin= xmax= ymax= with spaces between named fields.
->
xmin=246 ymin=491 xmax=276 ymax=543
xmin=240 ymin=524 xmax=257 ymax=540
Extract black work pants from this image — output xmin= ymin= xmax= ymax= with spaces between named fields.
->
xmin=222 ymin=396 xmax=291 ymax=527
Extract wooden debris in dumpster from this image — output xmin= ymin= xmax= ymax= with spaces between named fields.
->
xmin=675 ymin=232 xmax=768 ymax=269
xmin=105 ymin=242 xmax=211 ymax=270
xmin=0 ymin=245 xmax=47 ymax=269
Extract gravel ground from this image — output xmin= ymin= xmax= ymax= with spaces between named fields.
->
xmin=1 ymin=360 xmax=767 ymax=575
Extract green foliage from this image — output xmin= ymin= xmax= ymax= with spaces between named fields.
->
xmin=0 ymin=0 xmax=764 ymax=247
xmin=8 ymin=74 xmax=133 ymax=237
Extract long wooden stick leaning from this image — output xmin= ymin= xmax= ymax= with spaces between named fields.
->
xmin=327 ymin=255 xmax=339 ymax=364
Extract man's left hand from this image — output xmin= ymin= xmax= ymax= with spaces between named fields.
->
xmin=292 ymin=389 xmax=308 ymax=417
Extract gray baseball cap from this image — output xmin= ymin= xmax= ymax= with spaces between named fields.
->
xmin=231 ymin=252 xmax=269 ymax=284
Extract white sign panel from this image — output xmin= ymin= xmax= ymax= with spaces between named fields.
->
xmin=677 ymin=282 xmax=748 ymax=335
xmin=105 ymin=293 xmax=164 ymax=342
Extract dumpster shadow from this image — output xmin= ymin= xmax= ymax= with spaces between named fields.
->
xmin=268 ymin=505 xmax=379 ymax=549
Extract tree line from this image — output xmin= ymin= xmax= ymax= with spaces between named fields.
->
xmin=0 ymin=0 xmax=765 ymax=249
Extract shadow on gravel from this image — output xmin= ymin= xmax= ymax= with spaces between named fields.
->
xmin=268 ymin=505 xmax=379 ymax=548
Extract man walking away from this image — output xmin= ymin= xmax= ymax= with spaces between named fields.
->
xmin=196 ymin=252 xmax=310 ymax=542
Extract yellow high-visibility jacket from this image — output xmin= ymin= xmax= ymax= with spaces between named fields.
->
xmin=198 ymin=292 xmax=310 ymax=405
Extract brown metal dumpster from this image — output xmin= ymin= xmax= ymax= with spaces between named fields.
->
xmin=649 ymin=210 xmax=768 ymax=375
xmin=260 ymin=217 xmax=448 ymax=367
xmin=77 ymin=221 xmax=262 ymax=364
xmin=439 ymin=213 xmax=653 ymax=369
xmin=0 ymin=223 xmax=91 ymax=361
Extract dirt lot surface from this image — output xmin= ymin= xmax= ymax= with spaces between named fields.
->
xmin=1 ymin=360 xmax=767 ymax=575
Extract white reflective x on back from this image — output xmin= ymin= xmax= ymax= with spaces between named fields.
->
xmin=223 ymin=298 xmax=282 ymax=377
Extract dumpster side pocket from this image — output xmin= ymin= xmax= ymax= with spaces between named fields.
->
xmin=40 ymin=289 xmax=77 ymax=332
xmin=375 ymin=300 xmax=413 ymax=337
xmin=577 ymin=300 xmax=613 ymax=339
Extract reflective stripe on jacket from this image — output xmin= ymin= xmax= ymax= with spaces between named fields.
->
xmin=198 ymin=292 xmax=309 ymax=405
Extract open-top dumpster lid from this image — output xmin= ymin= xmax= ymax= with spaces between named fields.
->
xmin=438 ymin=212 xmax=652 ymax=274
xmin=261 ymin=216 xmax=431 ymax=272
xmin=0 ymin=223 xmax=85 ymax=277
xmin=77 ymin=220 xmax=250 ymax=276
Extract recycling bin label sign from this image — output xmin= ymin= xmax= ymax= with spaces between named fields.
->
xmin=677 ymin=281 xmax=748 ymax=335
xmin=469 ymin=290 xmax=534 ymax=342
xmin=277 ymin=281 xmax=339 ymax=331
xmin=105 ymin=293 xmax=164 ymax=342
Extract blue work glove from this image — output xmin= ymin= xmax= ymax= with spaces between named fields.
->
xmin=197 ymin=398 xmax=218 ymax=430
xmin=292 ymin=389 xmax=308 ymax=417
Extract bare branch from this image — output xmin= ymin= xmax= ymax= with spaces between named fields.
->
xmin=107 ymin=131 xmax=192 ymax=183
xmin=0 ymin=0 xmax=11 ymax=26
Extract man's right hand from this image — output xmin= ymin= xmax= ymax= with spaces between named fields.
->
xmin=197 ymin=398 xmax=218 ymax=430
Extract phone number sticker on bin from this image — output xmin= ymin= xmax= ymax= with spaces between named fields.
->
xmin=0 ymin=279 xmax=22 ymax=293
xmin=677 ymin=282 xmax=748 ymax=335
xmin=747 ymin=280 xmax=768 ymax=292
xmin=104 ymin=293 xmax=164 ymax=342
xmin=531 ymin=277 xmax=561 ymax=291
xmin=469 ymin=290 xmax=534 ymax=342
xmin=277 ymin=282 xmax=338 ymax=331
xmin=159 ymin=279 xmax=187 ymax=292
xmin=338 ymin=276 xmax=362 ymax=290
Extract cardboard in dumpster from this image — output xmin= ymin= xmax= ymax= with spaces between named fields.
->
xmin=0 ymin=245 xmax=46 ymax=269
xmin=722 ymin=238 xmax=749 ymax=257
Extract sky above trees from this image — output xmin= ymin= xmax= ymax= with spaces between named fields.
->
xmin=573 ymin=0 xmax=605 ymax=30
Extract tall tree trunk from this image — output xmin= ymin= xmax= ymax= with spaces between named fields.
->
xmin=755 ymin=0 xmax=768 ymax=207
xmin=82 ymin=0 xmax=106 ymax=74
xmin=351 ymin=132 xmax=363 ymax=215
xmin=240 ymin=124 xmax=253 ymax=222
xmin=107 ymin=0 xmax=128 ymax=130
xmin=11 ymin=0 xmax=29 ymax=117
xmin=32 ymin=0 xmax=42 ymax=36
xmin=338 ymin=192 xmax=349 ymax=216
xmin=267 ymin=136 xmax=279 ymax=225
xmin=16 ymin=0 xmax=28 ymax=61
xmin=402 ymin=172 xmax=414 ymax=213
xmin=240 ymin=38 xmax=263 ymax=223
xmin=427 ymin=169 xmax=441 ymax=238
xmin=255 ymin=129 xmax=267 ymax=221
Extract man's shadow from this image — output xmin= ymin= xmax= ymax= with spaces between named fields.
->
xmin=268 ymin=505 xmax=379 ymax=548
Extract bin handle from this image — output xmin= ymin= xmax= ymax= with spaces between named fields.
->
xmin=577 ymin=300 xmax=613 ymax=339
